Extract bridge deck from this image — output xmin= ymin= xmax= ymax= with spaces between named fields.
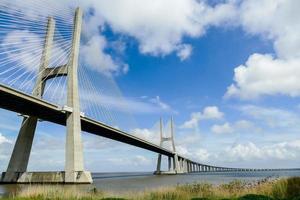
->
xmin=1 ymin=84 xmax=299 ymax=173
xmin=0 ymin=84 xmax=174 ymax=157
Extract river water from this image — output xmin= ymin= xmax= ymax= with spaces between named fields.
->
xmin=1 ymin=170 xmax=300 ymax=196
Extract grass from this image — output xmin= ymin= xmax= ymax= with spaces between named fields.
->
xmin=1 ymin=177 xmax=300 ymax=200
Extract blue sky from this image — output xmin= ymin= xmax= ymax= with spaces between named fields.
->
xmin=1 ymin=0 xmax=300 ymax=172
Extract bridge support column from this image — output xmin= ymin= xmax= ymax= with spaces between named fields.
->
xmin=184 ymin=159 xmax=188 ymax=173
xmin=187 ymin=162 xmax=189 ymax=172
xmin=1 ymin=8 xmax=92 ymax=184
xmin=179 ymin=158 xmax=184 ymax=172
xmin=1 ymin=17 xmax=55 ymax=183
xmin=174 ymin=154 xmax=181 ymax=173
xmin=168 ymin=156 xmax=172 ymax=171
xmin=155 ymin=117 xmax=181 ymax=175
xmin=64 ymin=7 xmax=92 ymax=184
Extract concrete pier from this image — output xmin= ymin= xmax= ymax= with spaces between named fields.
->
xmin=64 ymin=7 xmax=92 ymax=184
xmin=1 ymin=17 xmax=55 ymax=183
xmin=1 ymin=8 xmax=92 ymax=184
xmin=155 ymin=117 xmax=183 ymax=175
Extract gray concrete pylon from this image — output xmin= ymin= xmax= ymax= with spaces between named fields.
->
xmin=155 ymin=116 xmax=180 ymax=174
xmin=171 ymin=117 xmax=180 ymax=173
xmin=65 ymin=7 xmax=92 ymax=183
xmin=156 ymin=118 xmax=163 ymax=173
xmin=2 ymin=17 xmax=55 ymax=182
xmin=170 ymin=117 xmax=176 ymax=152
xmin=168 ymin=157 xmax=172 ymax=171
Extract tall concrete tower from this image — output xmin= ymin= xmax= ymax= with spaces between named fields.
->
xmin=1 ymin=8 xmax=92 ymax=183
xmin=155 ymin=117 xmax=180 ymax=174
xmin=64 ymin=7 xmax=92 ymax=183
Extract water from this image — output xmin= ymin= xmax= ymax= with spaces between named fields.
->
xmin=1 ymin=170 xmax=300 ymax=196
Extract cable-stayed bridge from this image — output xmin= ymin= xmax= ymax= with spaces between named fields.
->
xmin=0 ymin=2 xmax=290 ymax=184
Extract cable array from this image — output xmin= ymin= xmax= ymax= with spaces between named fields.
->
xmin=0 ymin=0 xmax=73 ymax=98
xmin=0 ymin=0 xmax=141 ymax=134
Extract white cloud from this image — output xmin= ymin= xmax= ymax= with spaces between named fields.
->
xmin=238 ymin=0 xmax=300 ymax=60
xmin=1 ymin=30 xmax=69 ymax=73
xmin=0 ymin=133 xmax=13 ymax=169
xmin=211 ymin=122 xmax=233 ymax=134
xmin=1 ymin=30 xmax=43 ymax=72
xmin=0 ymin=0 xmax=127 ymax=77
xmin=42 ymin=78 xmax=175 ymax=115
xmin=177 ymin=44 xmax=193 ymax=61
xmin=0 ymin=0 xmax=73 ymax=22
xmin=107 ymin=155 xmax=151 ymax=166
xmin=181 ymin=106 xmax=223 ymax=129
xmin=79 ymin=0 xmax=237 ymax=59
xmin=225 ymin=54 xmax=300 ymax=99
xmin=194 ymin=148 xmax=210 ymax=162
xmin=0 ymin=0 xmax=237 ymax=77
xmin=239 ymin=105 xmax=300 ymax=129
xmin=81 ymin=35 xmax=128 ymax=76
xmin=176 ymin=145 xmax=190 ymax=156
xmin=131 ymin=128 xmax=159 ymax=145
xmin=0 ymin=133 xmax=12 ymax=144
xmin=83 ymin=134 xmax=117 ymax=150
xmin=201 ymin=106 xmax=224 ymax=119
xmin=7 ymin=0 xmax=300 ymax=87
xmin=80 ymin=91 xmax=175 ymax=114
xmin=148 ymin=96 xmax=174 ymax=112
xmin=224 ymin=142 xmax=263 ymax=161
xmin=226 ymin=0 xmax=300 ymax=99
xmin=211 ymin=120 xmax=260 ymax=135
xmin=177 ymin=132 xmax=201 ymax=146
xmin=223 ymin=140 xmax=300 ymax=162
xmin=175 ymin=145 xmax=211 ymax=163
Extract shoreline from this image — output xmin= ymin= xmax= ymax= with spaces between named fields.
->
xmin=0 ymin=177 xmax=299 ymax=200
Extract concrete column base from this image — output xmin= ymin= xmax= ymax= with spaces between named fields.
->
xmin=1 ymin=171 xmax=92 ymax=184
xmin=154 ymin=170 xmax=177 ymax=175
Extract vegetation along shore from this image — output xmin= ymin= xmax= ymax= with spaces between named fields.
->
xmin=1 ymin=177 xmax=300 ymax=200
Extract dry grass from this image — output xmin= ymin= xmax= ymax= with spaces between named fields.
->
xmin=16 ymin=185 xmax=102 ymax=199
xmin=2 ymin=177 xmax=300 ymax=200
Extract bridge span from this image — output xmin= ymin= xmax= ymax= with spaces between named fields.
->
xmin=0 ymin=83 xmax=247 ymax=183
xmin=1 ymin=83 xmax=292 ymax=183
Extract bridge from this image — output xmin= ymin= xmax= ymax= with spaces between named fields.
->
xmin=0 ymin=6 xmax=290 ymax=184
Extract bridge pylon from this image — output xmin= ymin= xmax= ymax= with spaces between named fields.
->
xmin=154 ymin=117 xmax=185 ymax=174
xmin=1 ymin=8 xmax=92 ymax=184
